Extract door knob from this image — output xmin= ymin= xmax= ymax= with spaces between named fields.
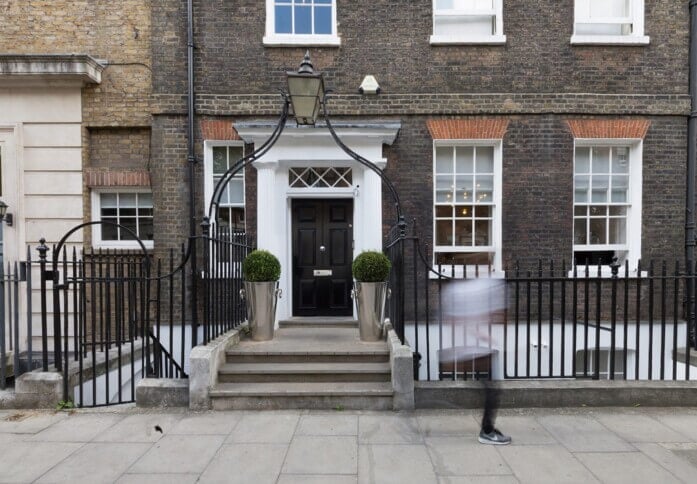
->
xmin=319 ymin=245 xmax=326 ymax=252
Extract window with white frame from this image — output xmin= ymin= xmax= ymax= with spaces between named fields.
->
xmin=264 ymin=0 xmax=339 ymax=46
xmin=573 ymin=142 xmax=642 ymax=269
xmin=572 ymin=0 xmax=648 ymax=44
xmin=431 ymin=0 xmax=506 ymax=45
xmin=92 ymin=190 xmax=154 ymax=249
xmin=434 ymin=142 xmax=502 ymax=271
xmin=205 ymin=144 xmax=246 ymax=232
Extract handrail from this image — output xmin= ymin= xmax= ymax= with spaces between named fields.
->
xmin=147 ymin=329 xmax=187 ymax=378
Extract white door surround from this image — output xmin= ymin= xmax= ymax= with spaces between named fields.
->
xmin=234 ymin=121 xmax=401 ymax=321
xmin=0 ymin=125 xmax=23 ymax=262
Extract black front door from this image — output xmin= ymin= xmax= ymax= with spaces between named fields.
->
xmin=292 ymin=199 xmax=353 ymax=316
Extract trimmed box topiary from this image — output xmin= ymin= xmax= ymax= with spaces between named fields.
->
xmin=352 ymin=251 xmax=391 ymax=282
xmin=242 ymin=250 xmax=281 ymax=282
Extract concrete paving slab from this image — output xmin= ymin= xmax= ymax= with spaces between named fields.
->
xmin=35 ymin=443 xmax=152 ymax=483
xmin=283 ymin=436 xmax=357 ymax=475
xmin=94 ymin=413 xmax=182 ymax=443
xmin=359 ymin=444 xmax=438 ymax=484
xmin=416 ymin=413 xmax=480 ymax=437
xmin=4 ymin=406 xmax=697 ymax=484
xmin=277 ymin=475 xmax=357 ymax=484
xmin=169 ymin=411 xmax=242 ymax=435
xmin=0 ymin=432 xmax=29 ymax=442
xmin=438 ymin=477 xmax=521 ymax=484
xmin=594 ymin=413 xmax=690 ymax=443
xmin=538 ymin=415 xmax=635 ymax=452
xmin=576 ymin=451 xmax=682 ymax=484
xmin=671 ymin=448 xmax=697 ymax=466
xmin=128 ymin=435 xmax=225 ymax=474
xmin=424 ymin=437 xmax=512 ymax=476
xmin=29 ymin=413 xmax=124 ymax=442
xmin=498 ymin=445 xmax=600 ymax=483
xmin=634 ymin=443 xmax=697 ymax=483
xmin=226 ymin=411 xmax=300 ymax=443
xmin=115 ymin=474 xmax=199 ymax=484
xmin=358 ymin=414 xmax=423 ymax=444
xmin=0 ymin=441 xmax=83 ymax=483
xmin=652 ymin=413 xmax=697 ymax=441
xmin=199 ymin=443 xmax=287 ymax=484
xmin=296 ymin=414 xmax=358 ymax=436
xmin=492 ymin=416 xmax=556 ymax=445
xmin=0 ymin=409 xmax=68 ymax=434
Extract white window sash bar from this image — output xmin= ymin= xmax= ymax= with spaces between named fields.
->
xmin=434 ymin=9 xmax=497 ymax=16
xmin=575 ymin=17 xmax=633 ymax=25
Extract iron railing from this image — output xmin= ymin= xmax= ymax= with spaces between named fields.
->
xmin=1 ymin=227 xmax=253 ymax=406
xmin=0 ymin=247 xmax=33 ymax=390
xmin=385 ymin=224 xmax=697 ymax=382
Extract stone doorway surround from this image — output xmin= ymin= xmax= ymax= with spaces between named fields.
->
xmin=234 ymin=121 xmax=400 ymax=322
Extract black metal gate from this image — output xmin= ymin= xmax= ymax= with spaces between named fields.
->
xmin=33 ymin=221 xmax=252 ymax=407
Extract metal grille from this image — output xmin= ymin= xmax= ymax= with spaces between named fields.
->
xmin=289 ymin=167 xmax=352 ymax=188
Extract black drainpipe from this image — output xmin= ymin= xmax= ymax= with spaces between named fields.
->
xmin=187 ymin=0 xmax=196 ymax=237
xmin=688 ymin=0 xmax=697 ymax=345
xmin=186 ymin=0 xmax=200 ymax=347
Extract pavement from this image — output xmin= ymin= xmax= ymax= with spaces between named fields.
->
xmin=2 ymin=406 xmax=697 ymax=483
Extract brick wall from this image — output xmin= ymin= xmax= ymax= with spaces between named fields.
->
xmin=149 ymin=1 xmax=689 ymax=96
xmin=88 ymin=128 xmax=151 ymax=169
xmin=0 ymin=0 xmax=152 ymax=127
xmin=150 ymin=115 xmax=193 ymax=255
xmin=150 ymin=0 xmax=689 ymax=265
xmin=383 ymin=115 xmax=686 ymax=269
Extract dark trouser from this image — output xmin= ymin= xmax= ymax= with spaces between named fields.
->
xmin=481 ymin=379 xmax=500 ymax=433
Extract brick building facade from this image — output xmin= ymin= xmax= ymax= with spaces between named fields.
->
xmin=0 ymin=0 xmax=152 ymax=253
xmin=148 ymin=1 xmax=690 ymax=321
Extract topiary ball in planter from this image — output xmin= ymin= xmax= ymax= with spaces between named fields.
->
xmin=243 ymin=250 xmax=281 ymax=282
xmin=352 ymin=251 xmax=391 ymax=282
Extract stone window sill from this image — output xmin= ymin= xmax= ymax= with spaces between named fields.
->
xmin=570 ymin=35 xmax=650 ymax=46
xmin=430 ymin=35 xmax=506 ymax=46
xmin=263 ymin=34 xmax=341 ymax=47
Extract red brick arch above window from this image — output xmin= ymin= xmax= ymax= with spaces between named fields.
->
xmin=566 ymin=120 xmax=651 ymax=139
xmin=426 ymin=119 xmax=510 ymax=140
xmin=200 ymin=120 xmax=241 ymax=141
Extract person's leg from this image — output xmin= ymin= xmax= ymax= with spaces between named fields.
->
xmin=478 ymin=378 xmax=511 ymax=445
xmin=481 ymin=379 xmax=499 ymax=434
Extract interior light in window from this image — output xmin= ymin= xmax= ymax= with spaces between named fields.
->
xmin=616 ymin=147 xmax=629 ymax=166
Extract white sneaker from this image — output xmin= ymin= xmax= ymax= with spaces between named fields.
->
xmin=478 ymin=428 xmax=512 ymax=445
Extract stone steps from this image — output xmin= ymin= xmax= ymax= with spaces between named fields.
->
xmin=209 ymin=382 xmax=394 ymax=410
xmin=278 ymin=318 xmax=358 ymax=328
xmin=218 ymin=362 xmax=391 ymax=383
xmin=225 ymin=351 xmax=389 ymax=364
xmin=210 ymin=325 xmax=393 ymax=410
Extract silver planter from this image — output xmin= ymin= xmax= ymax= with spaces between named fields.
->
xmin=352 ymin=281 xmax=389 ymax=342
xmin=241 ymin=281 xmax=282 ymax=341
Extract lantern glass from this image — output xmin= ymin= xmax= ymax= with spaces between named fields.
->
xmin=287 ymin=74 xmax=324 ymax=125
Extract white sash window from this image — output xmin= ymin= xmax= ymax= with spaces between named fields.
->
xmin=431 ymin=0 xmax=506 ymax=45
xmin=572 ymin=0 xmax=648 ymax=45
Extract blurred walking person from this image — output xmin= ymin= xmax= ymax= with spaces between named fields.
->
xmin=441 ymin=277 xmax=512 ymax=445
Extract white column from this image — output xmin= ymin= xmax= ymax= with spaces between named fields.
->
xmin=255 ymin=161 xmax=279 ymax=254
xmin=361 ymin=168 xmax=383 ymax=251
